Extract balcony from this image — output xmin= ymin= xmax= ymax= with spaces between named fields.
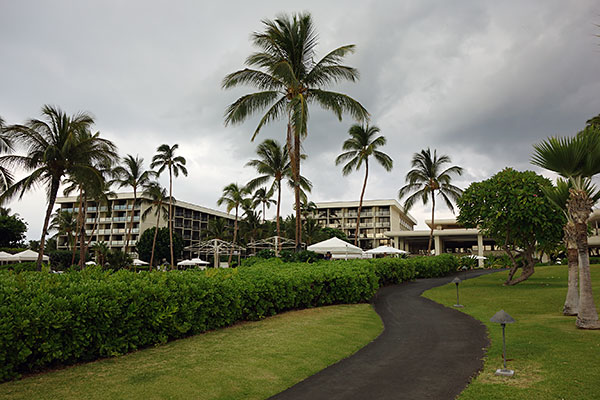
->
xmin=111 ymin=241 xmax=124 ymax=246
xmin=376 ymin=211 xmax=390 ymax=217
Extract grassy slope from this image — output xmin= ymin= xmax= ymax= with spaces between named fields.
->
xmin=424 ymin=265 xmax=600 ymax=400
xmin=0 ymin=304 xmax=382 ymax=400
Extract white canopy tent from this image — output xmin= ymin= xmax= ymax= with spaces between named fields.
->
xmin=189 ymin=258 xmax=209 ymax=265
xmin=307 ymin=237 xmax=364 ymax=260
xmin=365 ymin=246 xmax=408 ymax=256
xmin=11 ymin=249 xmax=49 ymax=262
xmin=85 ymin=260 xmax=97 ymax=266
xmin=177 ymin=259 xmax=208 ymax=270
xmin=133 ymin=259 xmax=149 ymax=266
xmin=0 ymin=251 xmax=16 ymax=264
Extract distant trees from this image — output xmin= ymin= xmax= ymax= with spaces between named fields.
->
xmin=398 ymin=148 xmax=463 ymax=254
xmin=0 ymin=209 xmax=27 ymax=247
xmin=137 ymin=227 xmax=183 ymax=266
xmin=217 ymin=183 xmax=249 ymax=263
xmin=457 ymin=168 xmax=564 ymax=286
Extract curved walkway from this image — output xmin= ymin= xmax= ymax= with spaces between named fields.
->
xmin=270 ymin=269 xmax=497 ymax=400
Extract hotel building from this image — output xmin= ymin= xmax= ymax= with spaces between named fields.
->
xmin=55 ymin=192 xmax=235 ymax=260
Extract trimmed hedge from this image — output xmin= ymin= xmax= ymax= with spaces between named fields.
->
xmin=0 ymin=255 xmax=457 ymax=381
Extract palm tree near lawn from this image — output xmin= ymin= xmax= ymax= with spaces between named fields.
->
xmin=251 ymin=187 xmax=276 ymax=224
xmin=532 ymin=126 xmax=600 ymax=329
xmin=113 ymin=155 xmax=156 ymax=256
xmin=0 ymin=116 xmax=14 ymax=191
xmin=0 ymin=105 xmax=118 ymax=270
xmin=336 ymin=124 xmax=393 ymax=246
xmin=223 ymin=12 xmax=369 ymax=251
xmin=140 ymin=182 xmax=170 ymax=267
xmin=398 ymin=148 xmax=463 ymax=255
xmin=151 ymin=144 xmax=187 ymax=268
xmin=217 ymin=183 xmax=250 ymax=264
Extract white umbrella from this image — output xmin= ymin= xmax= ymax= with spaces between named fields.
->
xmin=85 ymin=260 xmax=96 ymax=266
xmin=465 ymin=254 xmax=487 ymax=260
xmin=365 ymin=246 xmax=408 ymax=255
xmin=12 ymin=249 xmax=49 ymax=262
xmin=133 ymin=258 xmax=149 ymax=266
xmin=177 ymin=259 xmax=196 ymax=266
xmin=190 ymin=258 xmax=210 ymax=265
xmin=307 ymin=237 xmax=363 ymax=260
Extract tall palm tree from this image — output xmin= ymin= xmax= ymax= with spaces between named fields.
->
xmin=0 ymin=105 xmax=118 ymax=269
xmin=0 ymin=116 xmax=13 ymax=191
xmin=217 ymin=183 xmax=249 ymax=264
xmin=140 ymin=182 xmax=170 ymax=267
xmin=150 ymin=144 xmax=187 ymax=268
xmin=251 ymin=187 xmax=276 ymax=224
xmin=532 ymin=127 xmax=600 ymax=329
xmin=336 ymin=124 xmax=393 ymax=245
xmin=223 ymin=12 xmax=369 ymax=250
xmin=113 ymin=155 xmax=155 ymax=255
xmin=398 ymin=148 xmax=463 ymax=254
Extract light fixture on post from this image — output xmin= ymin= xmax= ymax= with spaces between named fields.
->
xmin=452 ymin=277 xmax=463 ymax=308
xmin=490 ymin=310 xmax=516 ymax=377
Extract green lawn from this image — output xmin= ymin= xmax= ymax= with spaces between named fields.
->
xmin=0 ymin=304 xmax=382 ymax=400
xmin=424 ymin=265 xmax=600 ymax=400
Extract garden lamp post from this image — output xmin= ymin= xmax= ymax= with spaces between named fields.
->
xmin=452 ymin=277 xmax=463 ymax=308
xmin=490 ymin=310 xmax=516 ymax=377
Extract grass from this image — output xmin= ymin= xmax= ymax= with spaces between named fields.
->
xmin=424 ymin=265 xmax=600 ymax=400
xmin=0 ymin=304 xmax=382 ymax=400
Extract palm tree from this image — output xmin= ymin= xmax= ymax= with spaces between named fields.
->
xmin=150 ymin=144 xmax=187 ymax=268
xmin=223 ymin=12 xmax=369 ymax=250
xmin=0 ymin=116 xmax=13 ymax=191
xmin=91 ymin=241 xmax=109 ymax=266
xmin=217 ymin=183 xmax=249 ymax=264
xmin=251 ymin=187 xmax=276 ymax=224
xmin=50 ymin=209 xmax=78 ymax=250
xmin=140 ymin=182 xmax=170 ymax=267
xmin=0 ymin=105 xmax=118 ymax=270
xmin=113 ymin=155 xmax=155 ymax=255
xmin=336 ymin=124 xmax=393 ymax=245
xmin=205 ymin=218 xmax=231 ymax=241
xmin=398 ymin=148 xmax=463 ymax=254
xmin=532 ymin=127 xmax=600 ymax=329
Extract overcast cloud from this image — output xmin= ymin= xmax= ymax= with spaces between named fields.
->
xmin=1 ymin=0 xmax=599 ymax=239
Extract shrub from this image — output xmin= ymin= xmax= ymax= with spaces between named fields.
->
xmin=48 ymin=250 xmax=81 ymax=271
xmin=0 ymin=262 xmax=38 ymax=273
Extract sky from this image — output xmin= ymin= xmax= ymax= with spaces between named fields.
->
xmin=1 ymin=0 xmax=599 ymax=240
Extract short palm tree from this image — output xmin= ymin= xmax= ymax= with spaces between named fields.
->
xmin=113 ymin=155 xmax=156 ymax=255
xmin=532 ymin=127 xmax=600 ymax=329
xmin=151 ymin=144 xmax=187 ymax=268
xmin=205 ymin=218 xmax=231 ymax=241
xmin=50 ymin=209 xmax=78 ymax=250
xmin=398 ymin=148 xmax=463 ymax=254
xmin=140 ymin=182 xmax=170 ymax=267
xmin=91 ymin=241 xmax=109 ymax=266
xmin=0 ymin=105 xmax=118 ymax=269
xmin=251 ymin=187 xmax=276 ymax=223
xmin=217 ymin=183 xmax=249 ymax=264
xmin=223 ymin=12 xmax=369 ymax=250
xmin=336 ymin=124 xmax=393 ymax=245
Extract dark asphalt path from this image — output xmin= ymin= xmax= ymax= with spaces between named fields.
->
xmin=270 ymin=269 xmax=497 ymax=400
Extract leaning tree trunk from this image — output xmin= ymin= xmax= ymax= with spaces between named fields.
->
xmin=569 ymin=189 xmax=600 ymax=329
xmin=37 ymin=178 xmax=60 ymax=271
xmin=294 ymin=130 xmax=302 ymax=252
xmin=504 ymin=246 xmax=536 ymax=286
xmin=78 ymin=194 xmax=88 ymax=268
xmin=563 ymin=221 xmax=579 ymax=316
xmin=150 ymin=208 xmax=161 ymax=267
xmin=228 ymin=206 xmax=238 ymax=265
xmin=124 ymin=187 xmax=136 ymax=256
xmin=355 ymin=161 xmax=369 ymax=246
xmin=275 ymin=181 xmax=282 ymax=256
xmin=71 ymin=187 xmax=84 ymax=266
xmin=427 ymin=195 xmax=436 ymax=255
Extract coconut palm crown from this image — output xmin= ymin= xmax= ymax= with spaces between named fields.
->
xmin=223 ymin=12 xmax=369 ymax=250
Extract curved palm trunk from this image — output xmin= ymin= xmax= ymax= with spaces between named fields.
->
xmin=169 ymin=167 xmax=174 ymax=269
xmin=569 ymin=189 xmax=600 ymax=329
xmin=294 ymin=130 xmax=302 ymax=251
xmin=72 ymin=188 xmax=84 ymax=266
xmin=427 ymin=195 xmax=436 ymax=255
xmin=124 ymin=187 xmax=136 ymax=256
xmin=37 ymin=178 xmax=60 ymax=271
xmin=79 ymin=194 xmax=88 ymax=268
xmin=228 ymin=206 xmax=239 ymax=265
xmin=150 ymin=207 xmax=161 ymax=267
xmin=276 ymin=180 xmax=282 ymax=256
xmin=355 ymin=161 xmax=369 ymax=247
xmin=85 ymin=203 xmax=100 ymax=250
xmin=563 ymin=222 xmax=579 ymax=315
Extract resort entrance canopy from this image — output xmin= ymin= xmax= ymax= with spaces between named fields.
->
xmin=246 ymin=236 xmax=297 ymax=254
xmin=184 ymin=239 xmax=246 ymax=268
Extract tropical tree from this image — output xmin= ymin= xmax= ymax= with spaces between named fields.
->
xmin=205 ymin=218 xmax=231 ymax=241
xmin=531 ymin=125 xmax=600 ymax=329
xmin=50 ymin=209 xmax=78 ymax=250
xmin=223 ymin=12 xmax=369 ymax=250
xmin=0 ymin=105 xmax=118 ymax=270
xmin=217 ymin=183 xmax=249 ymax=264
xmin=398 ymin=148 xmax=463 ymax=254
xmin=336 ymin=124 xmax=393 ymax=245
xmin=251 ymin=187 xmax=276 ymax=223
xmin=150 ymin=144 xmax=187 ymax=268
xmin=113 ymin=155 xmax=155 ymax=255
xmin=0 ymin=116 xmax=13 ymax=191
xmin=136 ymin=227 xmax=183 ymax=267
xmin=90 ymin=241 xmax=109 ymax=266
xmin=140 ymin=182 xmax=170 ymax=267
xmin=0 ymin=211 xmax=27 ymax=247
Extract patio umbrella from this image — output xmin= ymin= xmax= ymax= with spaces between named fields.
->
xmin=190 ymin=258 xmax=209 ymax=265
xmin=133 ymin=258 xmax=149 ymax=266
xmin=365 ymin=246 xmax=408 ymax=255
xmin=307 ymin=237 xmax=363 ymax=260
xmin=85 ymin=260 xmax=96 ymax=266
xmin=12 ymin=249 xmax=49 ymax=262
xmin=177 ymin=259 xmax=195 ymax=266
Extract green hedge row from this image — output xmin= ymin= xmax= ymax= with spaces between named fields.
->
xmin=0 ymin=255 xmax=457 ymax=381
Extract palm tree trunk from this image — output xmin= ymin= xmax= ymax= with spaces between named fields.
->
xmin=276 ymin=181 xmax=282 ymax=256
xmin=124 ymin=188 xmax=136 ymax=256
xmin=37 ymin=178 xmax=60 ymax=271
xmin=262 ymin=201 xmax=266 ymax=224
xmin=72 ymin=187 xmax=84 ymax=266
xmin=169 ymin=167 xmax=174 ymax=269
xmin=427 ymin=195 xmax=435 ymax=254
xmin=150 ymin=208 xmax=160 ymax=267
xmin=563 ymin=223 xmax=579 ymax=316
xmin=85 ymin=202 xmax=100 ymax=250
xmin=294 ymin=131 xmax=302 ymax=252
xmin=79 ymin=194 xmax=88 ymax=268
xmin=229 ymin=206 xmax=238 ymax=265
xmin=355 ymin=161 xmax=369 ymax=246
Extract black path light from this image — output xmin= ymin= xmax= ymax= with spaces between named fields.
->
xmin=490 ymin=310 xmax=516 ymax=377
xmin=452 ymin=277 xmax=463 ymax=308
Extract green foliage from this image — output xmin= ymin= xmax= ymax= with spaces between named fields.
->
xmin=105 ymin=249 xmax=132 ymax=270
xmin=320 ymin=227 xmax=348 ymax=241
xmin=48 ymin=250 xmax=81 ymax=271
xmin=0 ymin=214 xmax=27 ymax=247
xmin=136 ymin=227 xmax=183 ymax=265
xmin=279 ymin=250 xmax=322 ymax=263
xmin=0 ymin=247 xmax=27 ymax=254
xmin=255 ymin=249 xmax=276 ymax=259
xmin=0 ymin=262 xmax=38 ymax=273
